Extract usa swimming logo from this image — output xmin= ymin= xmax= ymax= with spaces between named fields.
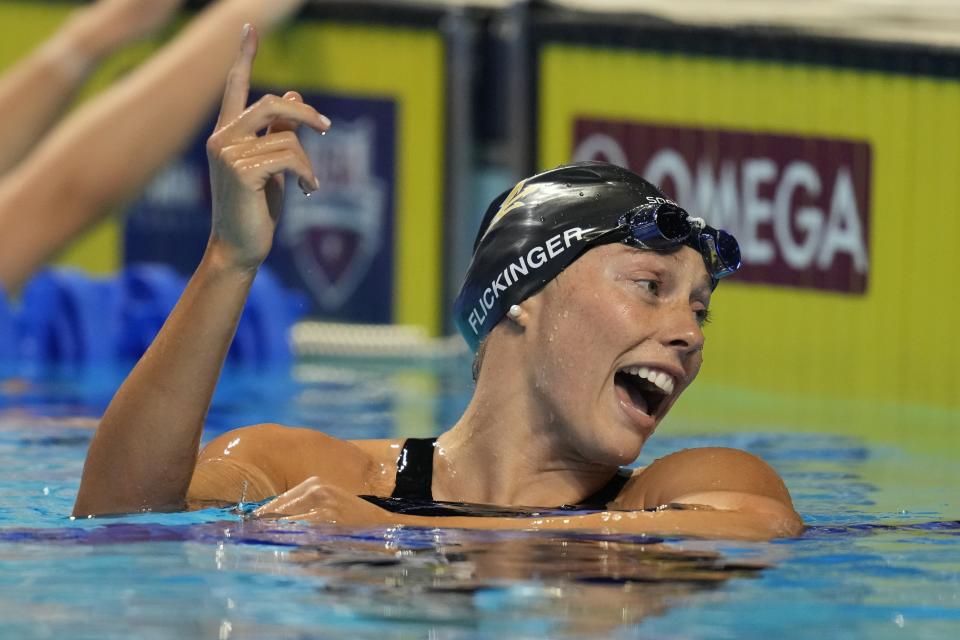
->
xmin=280 ymin=119 xmax=386 ymax=311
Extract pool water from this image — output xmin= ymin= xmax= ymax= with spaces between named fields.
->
xmin=0 ymin=358 xmax=957 ymax=639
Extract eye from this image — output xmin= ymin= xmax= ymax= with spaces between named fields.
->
xmin=695 ymin=308 xmax=712 ymax=326
xmin=634 ymin=279 xmax=660 ymax=296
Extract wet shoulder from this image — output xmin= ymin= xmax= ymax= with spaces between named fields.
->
xmin=199 ymin=424 xmax=398 ymax=494
xmin=611 ymin=448 xmax=790 ymax=510
xmin=350 ymin=438 xmax=405 ymax=467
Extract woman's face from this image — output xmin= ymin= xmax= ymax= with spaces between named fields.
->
xmin=521 ymin=244 xmax=712 ymax=467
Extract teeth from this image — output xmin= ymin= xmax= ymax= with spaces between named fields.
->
xmin=621 ymin=365 xmax=676 ymax=395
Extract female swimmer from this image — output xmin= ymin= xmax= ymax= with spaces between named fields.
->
xmin=73 ymin=28 xmax=803 ymax=541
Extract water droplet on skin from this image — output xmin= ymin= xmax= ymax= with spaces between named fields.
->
xmin=579 ymin=191 xmax=584 ymax=197
xmin=594 ymin=193 xmax=601 ymax=200
xmin=320 ymin=131 xmax=327 ymax=136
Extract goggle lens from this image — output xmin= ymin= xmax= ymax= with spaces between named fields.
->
xmin=701 ymin=229 xmax=741 ymax=279
xmin=623 ymin=203 xmax=692 ymax=249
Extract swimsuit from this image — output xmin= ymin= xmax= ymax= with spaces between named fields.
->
xmin=360 ymin=437 xmax=632 ymax=517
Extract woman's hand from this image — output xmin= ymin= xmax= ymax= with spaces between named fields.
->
xmin=254 ymin=479 xmax=402 ymax=527
xmin=205 ymin=24 xmax=331 ymax=271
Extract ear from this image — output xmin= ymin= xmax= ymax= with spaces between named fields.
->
xmin=494 ymin=305 xmax=527 ymax=345
xmin=505 ymin=301 xmax=536 ymax=330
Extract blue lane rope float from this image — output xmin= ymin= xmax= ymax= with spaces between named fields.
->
xmin=0 ymin=265 xmax=304 ymax=369
xmin=17 ymin=270 xmax=122 ymax=366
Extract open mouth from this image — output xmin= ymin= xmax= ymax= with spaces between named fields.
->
xmin=614 ymin=366 xmax=675 ymax=417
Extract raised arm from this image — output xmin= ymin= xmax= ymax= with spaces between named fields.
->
xmin=0 ymin=0 xmax=186 ymax=176
xmin=0 ymin=0 xmax=308 ymax=292
xmin=73 ymin=27 xmax=330 ymax=517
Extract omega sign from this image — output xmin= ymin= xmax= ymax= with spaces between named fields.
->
xmin=573 ymin=119 xmax=872 ymax=293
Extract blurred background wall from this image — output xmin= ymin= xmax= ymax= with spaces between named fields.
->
xmin=2 ymin=0 xmax=958 ymax=452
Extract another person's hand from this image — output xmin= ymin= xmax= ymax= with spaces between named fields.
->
xmin=254 ymin=479 xmax=398 ymax=527
xmin=224 ymin=0 xmax=312 ymax=31
xmin=67 ymin=0 xmax=187 ymax=60
xmin=205 ymin=24 xmax=331 ymax=271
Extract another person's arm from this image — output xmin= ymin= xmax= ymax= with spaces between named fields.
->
xmin=72 ymin=27 xmax=330 ymax=517
xmin=254 ymin=448 xmax=804 ymax=541
xmin=0 ymin=0 xmax=308 ymax=292
xmin=0 ymin=0 xmax=186 ymax=176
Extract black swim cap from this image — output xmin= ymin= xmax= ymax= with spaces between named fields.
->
xmin=454 ymin=161 xmax=692 ymax=351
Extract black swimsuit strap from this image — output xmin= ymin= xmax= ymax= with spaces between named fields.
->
xmin=390 ymin=437 xmax=437 ymax=500
xmin=389 ymin=436 xmax=631 ymax=507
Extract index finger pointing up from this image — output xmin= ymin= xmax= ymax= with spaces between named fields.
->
xmin=216 ymin=23 xmax=259 ymax=130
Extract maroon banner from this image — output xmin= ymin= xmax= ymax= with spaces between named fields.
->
xmin=572 ymin=119 xmax=872 ymax=293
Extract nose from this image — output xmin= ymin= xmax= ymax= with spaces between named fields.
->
xmin=659 ymin=301 xmax=705 ymax=354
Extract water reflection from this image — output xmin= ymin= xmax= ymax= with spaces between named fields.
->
xmin=283 ymin=530 xmax=767 ymax=635
xmin=0 ymin=518 xmax=772 ymax=636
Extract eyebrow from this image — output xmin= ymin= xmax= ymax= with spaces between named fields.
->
xmin=623 ymin=249 xmax=713 ymax=291
xmin=620 ymin=246 xmax=680 ymax=265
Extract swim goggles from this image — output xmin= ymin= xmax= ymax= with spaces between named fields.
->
xmin=595 ymin=202 xmax=742 ymax=283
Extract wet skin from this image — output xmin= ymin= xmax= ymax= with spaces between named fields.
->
xmin=514 ymin=244 xmax=711 ymax=470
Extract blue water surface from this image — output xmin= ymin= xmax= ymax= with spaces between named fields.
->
xmin=0 ymin=359 xmax=957 ymax=639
